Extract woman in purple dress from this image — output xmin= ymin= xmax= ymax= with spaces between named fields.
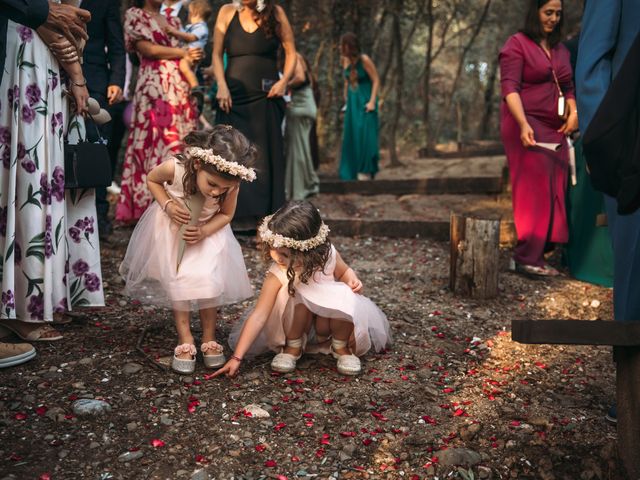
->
xmin=499 ymin=0 xmax=578 ymax=276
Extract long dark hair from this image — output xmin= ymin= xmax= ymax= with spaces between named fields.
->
xmin=522 ymin=0 xmax=564 ymax=48
xmin=129 ymin=0 xmax=145 ymax=8
xmin=340 ymin=32 xmax=361 ymax=87
xmin=176 ymin=125 xmax=257 ymax=200
xmin=247 ymin=0 xmax=281 ymax=39
xmin=260 ymin=201 xmax=331 ymax=296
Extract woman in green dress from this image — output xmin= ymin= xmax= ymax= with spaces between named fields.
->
xmin=285 ymin=52 xmax=320 ymax=200
xmin=339 ymin=32 xmax=380 ymax=181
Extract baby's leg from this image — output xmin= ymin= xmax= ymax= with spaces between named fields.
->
xmin=179 ymin=57 xmax=199 ymax=89
xmin=173 ymin=306 xmax=194 ymax=360
xmin=284 ymin=303 xmax=312 ymax=356
xmin=199 ymin=307 xmax=218 ymax=344
xmin=329 ymin=318 xmax=356 ymax=355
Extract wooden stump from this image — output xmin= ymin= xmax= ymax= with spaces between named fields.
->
xmin=615 ymin=346 xmax=640 ymax=479
xmin=449 ymin=213 xmax=500 ymax=299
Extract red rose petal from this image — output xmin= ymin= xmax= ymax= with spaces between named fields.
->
xmin=195 ymin=454 xmax=209 ymax=464
xmin=315 ymin=448 xmax=325 ymax=458
xmin=302 ymin=413 xmax=314 ymax=418
xmin=274 ymin=422 xmax=286 ymax=431
xmin=150 ymin=439 xmax=165 ymax=448
xmin=264 ymin=460 xmax=277 ymax=467
xmin=340 ymin=431 xmax=357 ymax=437
xmin=362 ymin=438 xmax=373 ymax=446
xmin=255 ymin=444 xmax=267 ymax=452
xmin=323 ymin=398 xmax=334 ymax=404
xmin=291 ymin=455 xmax=300 ymax=462
xmin=39 ymin=474 xmax=51 ymax=480
xmin=14 ymin=412 xmax=27 ymax=420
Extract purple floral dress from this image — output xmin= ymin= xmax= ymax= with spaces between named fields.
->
xmin=0 ymin=20 xmax=104 ymax=322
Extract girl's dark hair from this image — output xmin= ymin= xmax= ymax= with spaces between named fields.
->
xmin=129 ymin=0 xmax=144 ymax=8
xmin=260 ymin=201 xmax=331 ymax=296
xmin=340 ymin=32 xmax=361 ymax=87
xmin=248 ymin=0 xmax=281 ymax=39
xmin=522 ymin=0 xmax=564 ymax=48
xmin=177 ymin=125 xmax=257 ymax=199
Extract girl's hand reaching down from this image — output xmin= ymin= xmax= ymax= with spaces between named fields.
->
xmin=341 ymin=268 xmax=363 ymax=293
xmin=210 ymin=358 xmax=241 ymax=378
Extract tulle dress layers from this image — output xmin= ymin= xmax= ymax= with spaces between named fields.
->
xmin=229 ymin=246 xmax=391 ymax=357
xmin=119 ymin=159 xmax=252 ymax=311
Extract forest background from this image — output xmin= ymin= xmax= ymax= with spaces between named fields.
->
xmin=206 ymin=0 xmax=584 ymax=165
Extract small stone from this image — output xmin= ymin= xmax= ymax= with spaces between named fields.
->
xmin=243 ymin=404 xmax=270 ymax=418
xmin=78 ymin=357 xmax=92 ymax=365
xmin=58 ymin=450 xmax=69 ymax=459
xmin=590 ymin=299 xmax=601 ymax=308
xmin=438 ymin=448 xmax=482 ymax=467
xmin=160 ymin=415 xmax=173 ymax=426
xmin=89 ymin=442 xmax=101 ymax=449
xmin=122 ymin=363 xmax=143 ymax=375
xmin=190 ymin=469 xmax=210 ymax=480
xmin=72 ymin=399 xmax=112 ymax=416
xmin=72 ymin=382 xmax=86 ymax=389
xmin=118 ymin=450 xmax=143 ymax=463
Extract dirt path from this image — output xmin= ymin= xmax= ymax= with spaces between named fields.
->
xmin=0 ymin=228 xmax=623 ymax=480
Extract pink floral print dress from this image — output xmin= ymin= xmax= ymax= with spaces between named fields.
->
xmin=115 ymin=7 xmax=197 ymax=222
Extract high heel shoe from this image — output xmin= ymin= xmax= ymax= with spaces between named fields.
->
xmin=0 ymin=320 xmax=63 ymax=342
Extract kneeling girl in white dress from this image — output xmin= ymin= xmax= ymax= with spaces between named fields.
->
xmin=120 ymin=126 xmax=256 ymax=374
xmin=213 ymin=201 xmax=391 ymax=377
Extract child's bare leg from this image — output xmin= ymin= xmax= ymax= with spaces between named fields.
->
xmin=199 ymin=307 xmax=218 ymax=343
xmin=329 ymin=318 xmax=355 ymax=355
xmin=283 ymin=303 xmax=312 ymax=356
xmin=179 ymin=57 xmax=199 ymax=89
xmin=173 ymin=306 xmax=194 ymax=360
xmin=314 ymin=316 xmax=331 ymax=340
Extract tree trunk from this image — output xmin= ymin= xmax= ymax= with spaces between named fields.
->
xmin=615 ymin=346 xmax=640 ymax=479
xmin=388 ymin=0 xmax=404 ymax=167
xmin=479 ymin=57 xmax=499 ymax=139
xmin=423 ymin=0 xmax=434 ymax=151
xmin=449 ymin=213 xmax=500 ymax=299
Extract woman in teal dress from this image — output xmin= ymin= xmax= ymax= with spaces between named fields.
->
xmin=339 ymin=32 xmax=380 ymax=181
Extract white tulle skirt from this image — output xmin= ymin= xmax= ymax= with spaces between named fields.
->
xmin=119 ymin=203 xmax=253 ymax=311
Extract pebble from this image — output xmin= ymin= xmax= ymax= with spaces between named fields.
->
xmin=122 ymin=363 xmax=143 ymax=374
xmin=118 ymin=450 xmax=143 ymax=463
xmin=126 ymin=422 xmax=138 ymax=432
xmin=190 ymin=469 xmax=210 ymax=480
xmin=243 ymin=404 xmax=270 ymax=418
xmin=590 ymin=299 xmax=601 ymax=308
xmin=437 ymin=448 xmax=482 ymax=467
xmin=72 ymin=399 xmax=112 ymax=416
xmin=89 ymin=442 xmax=101 ymax=449
xmin=78 ymin=357 xmax=92 ymax=365
xmin=160 ymin=415 xmax=173 ymax=426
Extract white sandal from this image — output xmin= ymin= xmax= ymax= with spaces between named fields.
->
xmin=171 ymin=343 xmax=196 ymax=374
xmin=201 ymin=341 xmax=225 ymax=369
xmin=331 ymin=339 xmax=361 ymax=376
xmin=271 ymin=337 xmax=303 ymax=373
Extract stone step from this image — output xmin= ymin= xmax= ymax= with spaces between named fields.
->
xmin=312 ymin=193 xmax=515 ymax=244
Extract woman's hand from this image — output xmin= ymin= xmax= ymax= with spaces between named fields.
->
xmin=267 ymin=78 xmax=288 ymax=98
xmin=164 ymin=25 xmax=179 ymax=37
xmin=210 ymin=358 xmax=241 ymax=378
xmin=166 ymin=201 xmax=191 ymax=225
xmin=519 ymin=122 xmax=536 ymax=147
xmin=50 ymin=37 xmax=79 ymax=64
xmin=182 ymin=225 xmax=205 ymax=244
xmin=365 ymin=100 xmax=376 ymax=112
xmin=558 ymin=112 xmax=578 ymax=135
xmin=70 ymin=83 xmax=89 ymax=115
xmin=216 ymin=83 xmax=232 ymax=113
xmin=341 ymin=268 xmax=363 ymax=293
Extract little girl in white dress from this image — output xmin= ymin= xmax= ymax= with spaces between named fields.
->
xmin=120 ymin=125 xmax=256 ymax=374
xmin=213 ymin=201 xmax=391 ymax=377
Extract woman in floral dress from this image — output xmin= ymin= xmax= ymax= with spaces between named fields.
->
xmin=0 ymin=16 xmax=104 ymax=340
xmin=115 ymin=0 xmax=199 ymax=222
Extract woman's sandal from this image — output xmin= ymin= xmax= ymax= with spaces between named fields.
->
xmin=331 ymin=339 xmax=361 ymax=376
xmin=0 ymin=320 xmax=63 ymax=342
xmin=201 ymin=341 xmax=226 ymax=369
xmin=271 ymin=337 xmax=304 ymax=373
xmin=171 ymin=343 xmax=196 ymax=374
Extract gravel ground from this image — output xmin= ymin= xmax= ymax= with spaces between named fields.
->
xmin=0 ymin=227 xmax=623 ymax=480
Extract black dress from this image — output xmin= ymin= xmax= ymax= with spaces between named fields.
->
xmin=216 ymin=11 xmax=286 ymax=223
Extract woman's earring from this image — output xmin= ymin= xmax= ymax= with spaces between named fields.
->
xmin=232 ymin=0 xmax=242 ymax=10
xmin=256 ymin=0 xmax=266 ymax=12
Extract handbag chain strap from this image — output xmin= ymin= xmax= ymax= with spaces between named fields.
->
xmin=539 ymin=44 xmax=564 ymax=97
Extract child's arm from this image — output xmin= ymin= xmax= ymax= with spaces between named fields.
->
xmin=333 ymin=250 xmax=363 ymax=293
xmin=182 ymin=185 xmax=239 ymax=244
xmin=146 ymin=160 xmax=191 ymax=225
xmin=165 ymin=25 xmax=198 ymax=43
xmin=211 ymin=273 xmax=282 ymax=378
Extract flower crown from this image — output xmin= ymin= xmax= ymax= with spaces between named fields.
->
xmin=186 ymin=146 xmax=256 ymax=182
xmin=258 ymin=214 xmax=330 ymax=251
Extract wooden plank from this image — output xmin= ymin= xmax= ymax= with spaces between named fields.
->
xmin=615 ymin=346 xmax=640 ymax=479
xmin=319 ymin=177 xmax=503 ymax=196
xmin=512 ymin=320 xmax=640 ymax=346
xmin=325 ymin=219 xmax=450 ymax=240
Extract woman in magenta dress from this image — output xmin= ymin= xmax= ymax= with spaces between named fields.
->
xmin=115 ymin=0 xmax=199 ymax=222
xmin=499 ymin=0 xmax=578 ymax=276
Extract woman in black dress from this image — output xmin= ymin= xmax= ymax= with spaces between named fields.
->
xmin=211 ymin=0 xmax=296 ymax=230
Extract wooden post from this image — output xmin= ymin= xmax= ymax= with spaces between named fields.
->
xmin=449 ymin=213 xmax=500 ymax=299
xmin=615 ymin=346 xmax=640 ymax=479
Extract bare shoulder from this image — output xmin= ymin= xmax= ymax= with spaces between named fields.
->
xmin=360 ymin=54 xmax=374 ymax=66
xmin=274 ymin=4 xmax=289 ymax=20
xmin=216 ymin=3 xmax=236 ymax=23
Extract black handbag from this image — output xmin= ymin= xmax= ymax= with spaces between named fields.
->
xmin=64 ymin=117 xmax=112 ymax=189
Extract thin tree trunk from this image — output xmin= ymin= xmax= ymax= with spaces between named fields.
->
xmin=388 ymin=0 xmax=404 ymax=167
xmin=479 ymin=57 xmax=499 ymax=139
xmin=423 ymin=0 xmax=434 ymax=150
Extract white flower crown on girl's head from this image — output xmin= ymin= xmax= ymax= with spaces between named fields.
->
xmin=186 ymin=146 xmax=256 ymax=182
xmin=258 ymin=214 xmax=330 ymax=251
